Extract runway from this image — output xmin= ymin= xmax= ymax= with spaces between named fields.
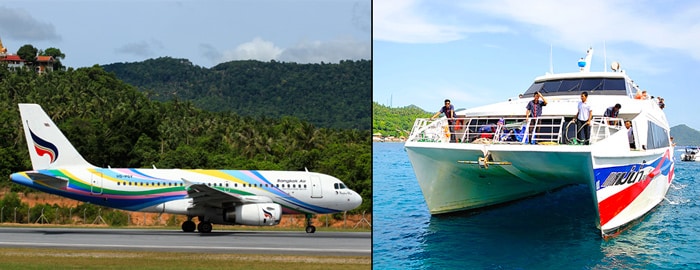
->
xmin=0 ymin=227 xmax=370 ymax=256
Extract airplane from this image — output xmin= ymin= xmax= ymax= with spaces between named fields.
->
xmin=9 ymin=103 xmax=363 ymax=233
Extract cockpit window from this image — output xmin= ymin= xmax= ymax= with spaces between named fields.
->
xmin=334 ymin=183 xmax=347 ymax=189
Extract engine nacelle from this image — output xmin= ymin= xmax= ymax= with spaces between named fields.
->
xmin=224 ymin=203 xmax=282 ymax=226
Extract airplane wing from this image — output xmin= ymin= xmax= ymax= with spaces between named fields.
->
xmin=182 ymin=178 xmax=272 ymax=209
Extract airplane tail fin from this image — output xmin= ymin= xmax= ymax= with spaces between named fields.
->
xmin=18 ymin=103 xmax=94 ymax=170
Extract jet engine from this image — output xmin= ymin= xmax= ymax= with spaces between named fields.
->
xmin=224 ymin=203 xmax=282 ymax=226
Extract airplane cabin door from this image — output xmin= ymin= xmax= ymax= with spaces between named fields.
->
xmin=91 ymin=173 xmax=103 ymax=195
xmin=310 ymin=175 xmax=323 ymax=198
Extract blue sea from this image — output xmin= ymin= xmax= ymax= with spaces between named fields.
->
xmin=373 ymin=142 xmax=700 ymax=269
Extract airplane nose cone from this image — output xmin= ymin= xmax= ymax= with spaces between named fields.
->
xmin=350 ymin=191 xmax=363 ymax=209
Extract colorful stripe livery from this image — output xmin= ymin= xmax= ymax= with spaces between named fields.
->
xmin=594 ymin=149 xmax=674 ymax=228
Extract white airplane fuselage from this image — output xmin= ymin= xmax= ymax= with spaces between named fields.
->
xmin=11 ymin=168 xmax=361 ymax=216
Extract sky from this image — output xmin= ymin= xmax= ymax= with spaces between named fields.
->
xmin=0 ymin=0 xmax=370 ymax=68
xmin=374 ymin=0 xmax=700 ymax=130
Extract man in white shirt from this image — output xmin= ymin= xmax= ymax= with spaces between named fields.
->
xmin=573 ymin=92 xmax=592 ymax=145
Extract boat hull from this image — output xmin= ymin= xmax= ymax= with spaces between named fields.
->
xmin=405 ymin=142 xmax=593 ymax=214
xmin=406 ymin=142 xmax=675 ymax=237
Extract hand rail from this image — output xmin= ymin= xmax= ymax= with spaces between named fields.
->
xmin=407 ymin=116 xmax=624 ymax=145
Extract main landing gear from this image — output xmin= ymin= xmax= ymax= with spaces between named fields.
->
xmin=181 ymin=216 xmax=212 ymax=233
xmin=181 ymin=215 xmax=318 ymax=234
xmin=305 ymin=214 xmax=316 ymax=233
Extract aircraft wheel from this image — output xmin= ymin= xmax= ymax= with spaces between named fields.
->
xmin=305 ymin=225 xmax=316 ymax=233
xmin=181 ymin=220 xmax=196 ymax=232
xmin=198 ymin=222 xmax=213 ymax=233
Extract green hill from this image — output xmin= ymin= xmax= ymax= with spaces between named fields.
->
xmin=372 ymin=102 xmax=432 ymax=138
xmin=670 ymin=124 xmax=700 ymax=146
xmin=102 ymin=58 xmax=371 ymax=130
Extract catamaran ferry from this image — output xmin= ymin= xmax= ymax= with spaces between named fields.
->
xmin=405 ymin=48 xmax=674 ymax=238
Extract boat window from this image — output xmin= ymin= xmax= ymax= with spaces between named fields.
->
xmin=559 ymin=79 xmax=581 ymax=93
xmin=604 ymin=78 xmax=626 ymax=91
xmin=646 ymin=122 xmax=670 ymax=149
xmin=541 ymin=80 xmax=562 ymax=94
xmin=524 ymin=78 xmax=627 ymax=96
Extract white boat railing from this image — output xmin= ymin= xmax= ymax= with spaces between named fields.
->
xmin=408 ymin=116 xmax=625 ymax=145
xmin=589 ymin=117 xmax=625 ymax=144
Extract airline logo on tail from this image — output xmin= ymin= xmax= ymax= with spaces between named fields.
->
xmin=29 ymin=127 xmax=59 ymax=164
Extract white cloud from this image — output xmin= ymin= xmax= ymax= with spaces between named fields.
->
xmin=280 ymin=37 xmax=369 ymax=63
xmin=373 ymin=0 xmax=508 ymax=43
xmin=219 ymin=36 xmax=369 ymax=64
xmin=0 ymin=6 xmax=60 ymax=41
xmin=115 ymin=39 xmax=163 ymax=58
xmin=222 ymin=37 xmax=283 ymax=62
xmin=460 ymin=0 xmax=700 ymax=61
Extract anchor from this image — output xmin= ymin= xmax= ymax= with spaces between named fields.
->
xmin=457 ymin=151 xmax=512 ymax=169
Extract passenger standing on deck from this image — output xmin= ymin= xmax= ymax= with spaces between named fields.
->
xmin=431 ymin=99 xmax=456 ymax=143
xmin=525 ymin=91 xmax=547 ymax=143
xmin=603 ymin=103 xmax=621 ymax=125
xmin=573 ymin=92 xmax=592 ymax=144
xmin=625 ymin=120 xmax=635 ymax=149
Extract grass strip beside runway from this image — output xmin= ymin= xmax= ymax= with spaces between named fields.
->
xmin=0 ymin=247 xmax=370 ymax=269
